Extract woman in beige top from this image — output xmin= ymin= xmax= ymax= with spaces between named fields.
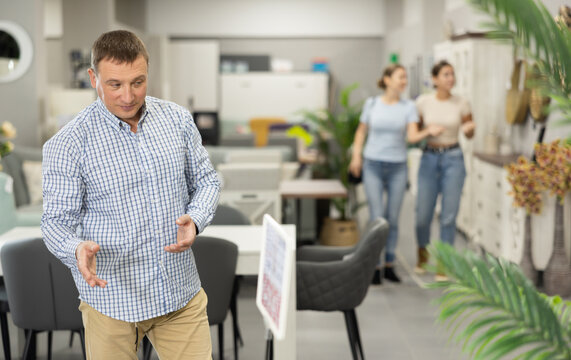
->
xmin=410 ymin=60 xmax=475 ymax=281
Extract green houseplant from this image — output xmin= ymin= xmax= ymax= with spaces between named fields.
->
xmin=300 ymin=83 xmax=363 ymax=245
xmin=301 ymin=83 xmax=363 ymax=220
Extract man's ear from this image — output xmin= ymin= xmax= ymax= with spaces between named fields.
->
xmin=88 ymin=68 xmax=97 ymax=89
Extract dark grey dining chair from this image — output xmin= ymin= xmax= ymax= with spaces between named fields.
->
xmin=194 ymin=236 xmax=239 ymax=360
xmin=0 ymin=282 xmax=10 ymax=360
xmin=296 ymin=217 xmax=389 ymax=360
xmin=211 ymin=204 xmax=250 ymax=349
xmin=1 ymin=237 xmax=86 ymax=360
xmin=143 ymin=236 xmax=238 ymax=360
xmin=211 ymin=204 xmax=251 ymax=226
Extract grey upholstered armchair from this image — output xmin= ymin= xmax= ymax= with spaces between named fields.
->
xmin=296 ymin=217 xmax=389 ymax=360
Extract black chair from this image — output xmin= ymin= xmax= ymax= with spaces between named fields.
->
xmin=144 ymin=236 xmax=239 ymax=360
xmin=211 ymin=204 xmax=250 ymax=349
xmin=211 ymin=204 xmax=251 ymax=226
xmin=1 ymin=237 xmax=86 ymax=360
xmin=0 ymin=281 xmax=11 ymax=360
xmin=296 ymin=217 xmax=389 ymax=360
xmin=194 ymin=236 xmax=239 ymax=360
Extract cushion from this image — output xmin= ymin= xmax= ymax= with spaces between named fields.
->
xmin=22 ymin=160 xmax=43 ymax=205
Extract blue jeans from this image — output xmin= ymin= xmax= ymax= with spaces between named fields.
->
xmin=415 ymin=147 xmax=466 ymax=247
xmin=363 ymin=159 xmax=408 ymax=263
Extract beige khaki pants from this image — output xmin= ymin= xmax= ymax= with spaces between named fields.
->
xmin=79 ymin=288 xmax=212 ymax=359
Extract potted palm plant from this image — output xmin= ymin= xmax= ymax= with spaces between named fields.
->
xmin=301 ymin=83 xmax=363 ymax=245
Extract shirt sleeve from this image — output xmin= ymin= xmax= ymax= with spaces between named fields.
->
xmin=406 ymin=101 xmax=419 ymax=124
xmin=181 ymin=111 xmax=221 ymax=233
xmin=41 ymin=135 xmax=84 ymax=270
xmin=359 ymin=97 xmax=374 ymax=124
xmin=460 ymin=97 xmax=472 ymax=117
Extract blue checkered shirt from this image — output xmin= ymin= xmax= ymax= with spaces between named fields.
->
xmin=41 ymin=96 xmax=220 ymax=322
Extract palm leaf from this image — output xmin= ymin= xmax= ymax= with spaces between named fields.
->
xmin=428 ymin=242 xmax=571 ymax=359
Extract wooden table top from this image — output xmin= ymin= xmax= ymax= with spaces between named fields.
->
xmin=279 ymin=179 xmax=347 ymax=199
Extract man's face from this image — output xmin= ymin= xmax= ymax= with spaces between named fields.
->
xmin=88 ymin=55 xmax=148 ymax=124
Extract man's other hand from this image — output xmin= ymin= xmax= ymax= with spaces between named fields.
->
xmin=76 ymin=241 xmax=107 ymax=288
xmin=165 ymin=214 xmax=196 ymax=253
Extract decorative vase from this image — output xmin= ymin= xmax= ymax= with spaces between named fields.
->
xmin=520 ymin=215 xmax=538 ymax=285
xmin=543 ymin=201 xmax=571 ymax=296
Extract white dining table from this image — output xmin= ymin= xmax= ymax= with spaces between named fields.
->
xmin=0 ymin=225 xmax=297 ymax=360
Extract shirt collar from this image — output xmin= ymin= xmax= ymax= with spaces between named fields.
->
xmin=95 ymin=97 xmax=150 ymax=132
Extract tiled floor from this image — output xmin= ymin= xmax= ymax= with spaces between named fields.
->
xmin=1 ymin=192 xmax=472 ymax=359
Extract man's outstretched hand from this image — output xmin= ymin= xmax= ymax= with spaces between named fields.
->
xmin=165 ymin=214 xmax=197 ymax=253
xmin=76 ymin=241 xmax=107 ymax=288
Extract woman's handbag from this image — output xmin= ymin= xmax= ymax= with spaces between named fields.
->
xmin=348 ymin=172 xmax=362 ymax=185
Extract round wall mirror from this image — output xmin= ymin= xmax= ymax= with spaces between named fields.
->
xmin=0 ymin=21 xmax=33 ymax=83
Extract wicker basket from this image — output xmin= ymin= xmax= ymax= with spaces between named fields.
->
xmin=319 ymin=217 xmax=359 ymax=246
xmin=506 ymin=60 xmax=530 ymax=125
xmin=528 ymin=64 xmax=550 ymax=123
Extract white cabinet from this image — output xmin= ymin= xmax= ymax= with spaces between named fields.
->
xmin=220 ymin=73 xmax=329 ymax=122
xmin=472 ymin=156 xmax=525 ymax=263
xmin=168 ymin=41 xmax=219 ymax=111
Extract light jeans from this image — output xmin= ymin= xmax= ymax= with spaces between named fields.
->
xmin=415 ymin=147 xmax=466 ymax=247
xmin=363 ymin=159 xmax=408 ymax=263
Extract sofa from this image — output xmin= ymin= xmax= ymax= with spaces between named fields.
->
xmin=1 ymin=146 xmax=43 ymax=209
xmin=0 ymin=146 xmax=44 ymax=234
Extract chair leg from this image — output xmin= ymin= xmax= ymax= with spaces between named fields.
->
xmin=47 ymin=331 xmax=53 ymax=360
xmin=22 ymin=330 xmax=34 ymax=360
xmin=218 ymin=324 xmax=224 ymax=360
xmin=349 ymin=310 xmax=365 ymax=360
xmin=79 ymin=328 xmax=87 ymax=360
xmin=69 ymin=330 xmax=74 ymax=347
xmin=232 ymin=313 xmax=239 ymax=360
xmin=231 ymin=277 xmax=244 ymax=347
xmin=343 ymin=311 xmax=359 ymax=360
xmin=0 ymin=311 xmax=11 ymax=360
